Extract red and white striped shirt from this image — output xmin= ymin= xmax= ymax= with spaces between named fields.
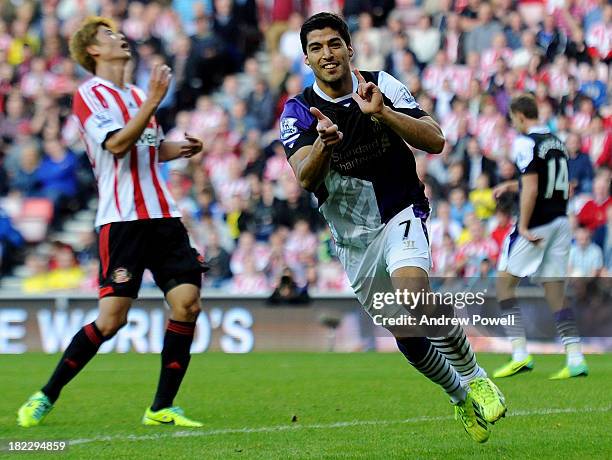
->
xmin=586 ymin=22 xmax=612 ymax=60
xmin=73 ymin=76 xmax=180 ymax=227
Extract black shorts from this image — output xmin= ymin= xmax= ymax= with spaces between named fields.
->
xmin=98 ymin=218 xmax=207 ymax=299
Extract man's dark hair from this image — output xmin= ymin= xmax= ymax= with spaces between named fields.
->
xmin=300 ymin=12 xmax=351 ymax=54
xmin=510 ymin=94 xmax=539 ymax=120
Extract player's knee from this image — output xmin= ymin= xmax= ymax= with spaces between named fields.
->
xmin=187 ymin=301 xmax=201 ymax=319
xmin=96 ymin=317 xmax=127 ymax=337
xmin=173 ymin=297 xmax=201 ymax=321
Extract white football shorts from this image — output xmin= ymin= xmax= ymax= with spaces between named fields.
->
xmin=498 ymin=216 xmax=570 ymax=279
xmin=335 ymin=205 xmax=432 ymax=321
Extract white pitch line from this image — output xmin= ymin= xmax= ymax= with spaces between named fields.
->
xmin=68 ymin=406 xmax=611 ymax=446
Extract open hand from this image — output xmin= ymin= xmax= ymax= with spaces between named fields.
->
xmin=351 ymin=68 xmax=384 ymax=116
xmin=148 ymin=64 xmax=172 ymax=105
xmin=310 ymin=107 xmax=343 ymax=147
xmin=181 ymin=132 xmax=203 ymax=158
xmin=493 ymin=182 xmax=512 ymax=198
xmin=519 ymin=227 xmax=543 ymax=245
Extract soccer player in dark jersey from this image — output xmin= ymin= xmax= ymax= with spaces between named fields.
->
xmin=280 ymin=12 xmax=506 ymax=443
xmin=494 ymin=94 xmax=588 ymax=379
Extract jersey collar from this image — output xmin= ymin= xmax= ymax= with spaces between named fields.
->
xmin=313 ymin=73 xmax=358 ymax=104
xmin=93 ymin=75 xmax=131 ymax=92
xmin=527 ymin=125 xmax=550 ymax=135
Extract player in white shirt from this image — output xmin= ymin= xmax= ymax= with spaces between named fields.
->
xmin=18 ymin=17 xmax=207 ymax=428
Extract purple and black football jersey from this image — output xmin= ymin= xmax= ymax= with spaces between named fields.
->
xmin=280 ymin=70 xmax=431 ymax=248
xmin=512 ymin=126 xmax=569 ymax=228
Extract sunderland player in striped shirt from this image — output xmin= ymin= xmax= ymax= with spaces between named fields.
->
xmin=18 ymin=17 xmax=207 ymax=428
xmin=280 ymin=13 xmax=507 ymax=443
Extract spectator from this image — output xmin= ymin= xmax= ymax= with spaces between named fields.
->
xmin=242 ymin=141 xmax=266 ymax=178
xmin=278 ymin=12 xmax=304 ymax=63
xmin=37 ymin=138 xmax=78 ymax=212
xmin=250 ymin=180 xmax=278 ymax=241
xmin=463 ymin=2 xmax=503 ymax=57
xmin=536 ymin=15 xmax=564 ymax=62
xmin=0 ymin=92 xmax=30 ymax=143
xmin=230 ymin=254 xmax=269 ymax=293
xmin=449 ymin=187 xmax=475 ymax=226
xmin=579 ymin=67 xmax=607 ymax=110
xmin=585 ymin=4 xmax=612 ymax=61
xmin=22 ymin=251 xmax=51 ymax=293
xmin=285 ymin=219 xmax=318 ymax=270
xmin=572 ymin=97 xmax=595 ymax=134
xmin=462 ymin=137 xmax=497 ymax=189
xmin=489 ymin=201 xmax=514 ymax=251
xmin=455 ymin=218 xmax=499 ymax=277
xmin=230 ymin=231 xmax=270 ymax=275
xmin=408 ymin=14 xmax=441 ymax=66
xmin=354 ymin=36 xmax=385 ymax=70
xmin=432 ymin=232 xmax=457 ymax=277
xmin=190 ymin=13 xmax=231 ymax=94
xmin=510 ymin=30 xmax=538 ymax=69
xmin=10 ymin=142 xmax=41 ymax=197
xmin=567 ymin=133 xmax=594 ymax=195
xmin=569 ymin=226 xmax=604 ymax=276
xmin=469 ymin=173 xmax=496 ymax=220
xmin=577 ymin=174 xmax=611 ymax=231
xmin=430 ymin=200 xmax=462 ymax=246
xmin=7 ymin=19 xmax=39 ymax=66
xmin=503 ymin=11 xmax=523 ymax=50
xmin=247 ymin=79 xmax=276 ymax=131
xmin=267 ymin=267 xmax=310 ymax=304
xmin=565 ymin=26 xmax=591 ymax=66
xmin=22 ymin=243 xmax=84 ymax=292
xmin=204 ymin=231 xmax=232 ymax=288
xmin=212 ymin=0 xmax=243 ymax=71
xmin=583 ymin=115 xmax=612 ymax=168
xmin=592 ymin=205 xmax=612 ymax=264
xmin=0 ymin=209 xmax=25 ymax=276
xmin=274 ymin=181 xmax=319 ymax=230
xmin=559 ymin=76 xmax=581 ymax=117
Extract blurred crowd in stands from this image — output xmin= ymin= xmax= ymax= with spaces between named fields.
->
xmin=0 ymin=0 xmax=610 ymax=295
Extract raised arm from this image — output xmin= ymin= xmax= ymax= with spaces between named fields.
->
xmin=351 ymin=69 xmax=445 ymax=154
xmin=104 ymin=64 xmax=171 ymax=157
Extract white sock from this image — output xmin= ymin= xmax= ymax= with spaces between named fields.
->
xmin=566 ymin=343 xmax=584 ymax=367
xmin=511 ymin=337 xmax=528 ymax=362
xmin=450 ymin=386 xmax=468 ymax=404
xmin=460 ymin=366 xmax=487 ymax=388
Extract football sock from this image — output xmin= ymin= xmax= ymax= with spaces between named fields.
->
xmin=499 ymin=298 xmax=528 ymax=361
xmin=41 ymin=322 xmax=110 ymax=403
xmin=396 ymin=336 xmax=466 ymax=404
xmin=151 ymin=319 xmax=196 ymax=411
xmin=428 ymin=325 xmax=486 ymax=386
xmin=553 ymin=308 xmax=584 ymax=366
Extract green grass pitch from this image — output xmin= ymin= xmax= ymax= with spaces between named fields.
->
xmin=1 ymin=353 xmax=611 ymax=459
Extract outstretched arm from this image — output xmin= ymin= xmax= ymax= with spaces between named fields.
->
xmin=159 ymin=133 xmax=203 ymax=162
xmin=288 ymin=107 xmax=342 ymax=192
xmin=351 ymin=69 xmax=445 ymax=154
xmin=493 ymin=180 xmax=519 ymax=198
